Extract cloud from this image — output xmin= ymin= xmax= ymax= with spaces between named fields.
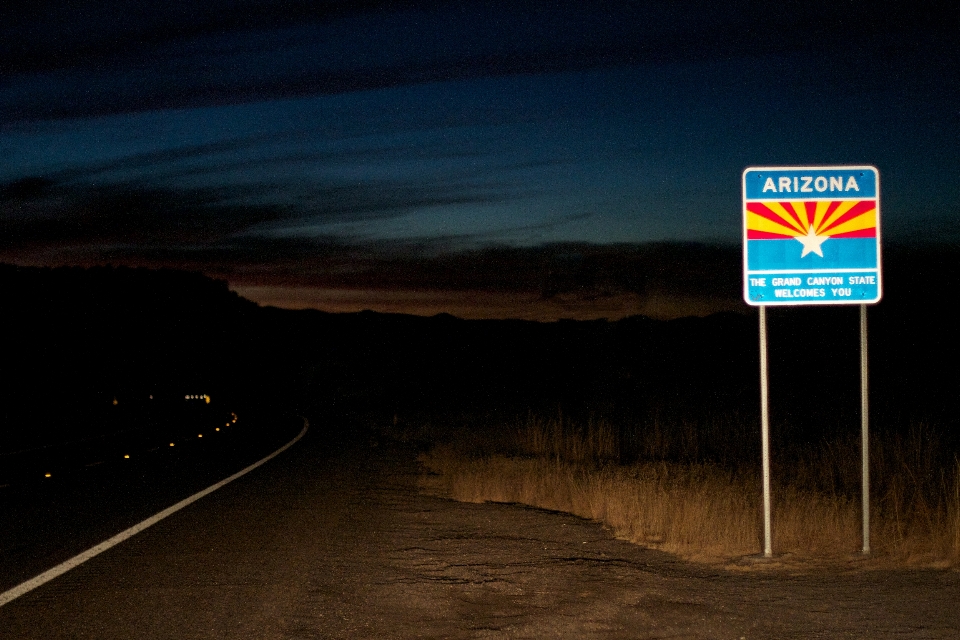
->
xmin=3 ymin=1 xmax=952 ymax=121
xmin=1 ymin=179 xmax=282 ymax=251
xmin=0 ymin=169 xmax=518 ymax=260
xmin=221 ymin=240 xmax=746 ymax=320
xmin=0 ymin=1 xmax=404 ymax=74
xmin=0 ymin=169 xmax=743 ymax=313
xmin=0 ymin=169 xmax=747 ymax=320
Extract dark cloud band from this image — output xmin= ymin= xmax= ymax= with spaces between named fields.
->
xmin=3 ymin=1 xmax=951 ymax=121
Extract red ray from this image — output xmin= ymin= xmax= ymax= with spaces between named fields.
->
xmin=830 ymin=228 xmax=877 ymax=238
xmin=780 ymin=201 xmax=806 ymax=231
xmin=747 ymin=202 xmax=802 ymax=233
xmin=804 ymin=201 xmax=817 ymax=228
xmin=747 ymin=230 xmax=795 ymax=239
xmin=814 ymin=200 xmax=844 ymax=231
xmin=821 ymin=200 xmax=876 ymax=234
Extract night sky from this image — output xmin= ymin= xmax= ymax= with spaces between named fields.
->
xmin=3 ymin=1 xmax=958 ymax=320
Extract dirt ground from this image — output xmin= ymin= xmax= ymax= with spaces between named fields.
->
xmin=279 ymin=438 xmax=960 ymax=639
xmin=2 ymin=431 xmax=958 ymax=639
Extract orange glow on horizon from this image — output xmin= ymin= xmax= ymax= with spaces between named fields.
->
xmin=230 ymin=286 xmax=740 ymax=322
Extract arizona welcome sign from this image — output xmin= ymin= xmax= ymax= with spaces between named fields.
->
xmin=742 ymin=166 xmax=881 ymax=305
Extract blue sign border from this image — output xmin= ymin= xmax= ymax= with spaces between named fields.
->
xmin=742 ymin=165 xmax=882 ymax=306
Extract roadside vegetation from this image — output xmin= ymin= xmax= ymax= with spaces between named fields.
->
xmin=411 ymin=410 xmax=960 ymax=568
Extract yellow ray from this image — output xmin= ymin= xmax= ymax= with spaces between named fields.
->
xmin=747 ymin=211 xmax=802 ymax=236
xmin=786 ymin=201 xmax=811 ymax=232
xmin=816 ymin=200 xmax=859 ymax=234
xmin=812 ymin=201 xmax=832 ymax=233
xmin=824 ymin=209 xmax=877 ymax=237
xmin=762 ymin=202 xmax=806 ymax=234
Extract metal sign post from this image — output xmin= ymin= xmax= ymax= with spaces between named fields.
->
xmin=860 ymin=303 xmax=870 ymax=554
xmin=759 ymin=306 xmax=772 ymax=557
xmin=742 ymin=165 xmax=881 ymax=557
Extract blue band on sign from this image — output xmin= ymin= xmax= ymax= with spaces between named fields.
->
xmin=746 ymin=237 xmax=878 ymax=271
xmin=745 ymin=271 xmax=880 ymax=304
xmin=744 ymin=168 xmax=877 ymax=200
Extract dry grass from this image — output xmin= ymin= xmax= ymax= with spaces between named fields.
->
xmin=416 ymin=414 xmax=960 ymax=568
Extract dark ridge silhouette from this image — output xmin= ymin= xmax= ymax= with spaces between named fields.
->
xmin=2 ymin=245 xmax=958 ymax=461
xmin=2 ymin=264 xmax=262 ymax=452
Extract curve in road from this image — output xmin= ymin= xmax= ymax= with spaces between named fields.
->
xmin=0 ymin=420 xmax=308 ymax=608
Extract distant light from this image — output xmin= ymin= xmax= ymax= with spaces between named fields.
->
xmin=149 ymin=395 xmax=153 ymax=400
xmin=124 ymin=454 xmax=130 ymax=459
xmin=169 ymin=443 xmax=175 ymax=447
xmin=185 ymin=395 xmax=190 ymax=400
xmin=112 ymin=398 xmax=118 ymax=406
xmin=215 ymin=427 xmax=220 ymax=432
xmin=44 ymin=473 xmax=51 ymax=478
xmin=198 ymin=434 xmax=203 ymax=438
xmin=204 ymin=395 xmax=210 ymax=404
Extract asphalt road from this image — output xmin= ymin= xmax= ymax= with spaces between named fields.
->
xmin=1 ymin=417 xmax=958 ymax=639
xmin=0 ymin=406 xmax=299 ymax=596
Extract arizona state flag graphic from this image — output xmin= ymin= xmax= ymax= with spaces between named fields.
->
xmin=742 ymin=166 xmax=881 ymax=305
xmin=745 ymin=199 xmax=878 ymax=271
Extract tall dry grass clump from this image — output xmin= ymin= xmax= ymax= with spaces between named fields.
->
xmin=417 ymin=413 xmax=959 ymax=567
xmin=871 ymin=430 xmax=960 ymax=564
xmin=953 ymin=456 xmax=960 ymax=562
xmin=421 ymin=450 xmax=760 ymax=559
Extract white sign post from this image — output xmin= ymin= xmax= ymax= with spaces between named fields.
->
xmin=742 ymin=166 xmax=881 ymax=557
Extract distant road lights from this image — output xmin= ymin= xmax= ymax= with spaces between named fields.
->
xmin=44 ymin=473 xmax=51 ymax=478
xmin=198 ymin=434 xmax=203 ymax=438
xmin=123 ymin=454 xmax=130 ymax=459
xmin=169 ymin=442 xmax=175 ymax=447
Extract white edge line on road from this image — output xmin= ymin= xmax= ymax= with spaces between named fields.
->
xmin=0 ymin=419 xmax=309 ymax=608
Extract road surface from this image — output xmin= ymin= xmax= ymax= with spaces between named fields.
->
xmin=1 ymin=418 xmax=958 ymax=638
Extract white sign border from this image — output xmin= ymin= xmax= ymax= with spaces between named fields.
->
xmin=742 ymin=164 xmax=883 ymax=307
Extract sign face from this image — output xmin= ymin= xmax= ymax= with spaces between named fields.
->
xmin=743 ymin=166 xmax=881 ymax=306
